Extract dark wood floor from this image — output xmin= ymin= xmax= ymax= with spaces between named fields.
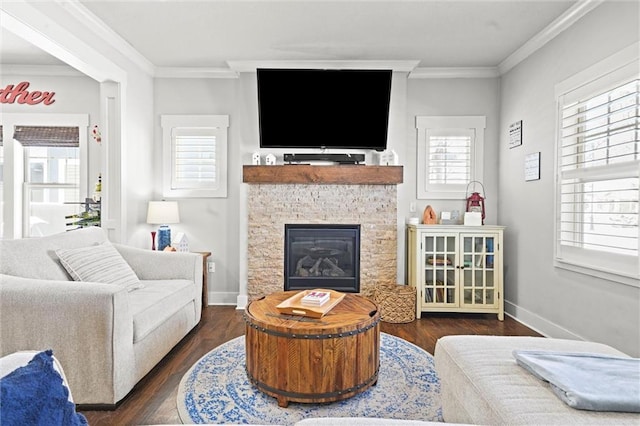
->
xmin=79 ymin=305 xmax=541 ymax=425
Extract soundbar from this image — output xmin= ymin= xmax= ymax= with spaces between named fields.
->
xmin=284 ymin=153 xmax=365 ymax=165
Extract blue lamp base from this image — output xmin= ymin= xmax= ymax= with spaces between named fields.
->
xmin=157 ymin=225 xmax=171 ymax=251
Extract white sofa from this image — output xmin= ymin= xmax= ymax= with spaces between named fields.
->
xmin=435 ymin=335 xmax=640 ymax=425
xmin=0 ymin=227 xmax=203 ymax=407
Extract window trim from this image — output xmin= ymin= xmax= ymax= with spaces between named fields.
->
xmin=161 ymin=115 xmax=229 ymax=198
xmin=415 ymin=115 xmax=486 ymax=200
xmin=553 ymin=42 xmax=639 ymax=288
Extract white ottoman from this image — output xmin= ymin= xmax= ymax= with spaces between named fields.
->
xmin=435 ymin=335 xmax=640 ymax=425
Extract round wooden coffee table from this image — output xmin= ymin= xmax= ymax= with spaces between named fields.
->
xmin=244 ymin=291 xmax=380 ymax=407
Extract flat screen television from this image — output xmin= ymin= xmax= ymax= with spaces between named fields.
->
xmin=257 ymin=68 xmax=392 ymax=151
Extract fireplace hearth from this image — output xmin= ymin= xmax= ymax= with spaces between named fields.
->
xmin=244 ymin=169 xmax=401 ymax=301
xmin=284 ymin=224 xmax=360 ymax=293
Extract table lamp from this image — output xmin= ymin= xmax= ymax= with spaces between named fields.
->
xmin=146 ymin=201 xmax=180 ymax=251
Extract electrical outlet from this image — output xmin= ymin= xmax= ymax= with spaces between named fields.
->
xmin=208 ymin=262 xmax=215 ymax=273
xmin=409 ymin=202 xmax=416 ymax=213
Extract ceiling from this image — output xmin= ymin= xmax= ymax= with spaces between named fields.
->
xmin=1 ymin=0 xmax=578 ymax=72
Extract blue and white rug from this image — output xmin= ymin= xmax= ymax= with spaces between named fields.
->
xmin=177 ymin=333 xmax=442 ymax=425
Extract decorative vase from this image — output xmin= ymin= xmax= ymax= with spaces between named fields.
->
xmin=158 ymin=225 xmax=171 ymax=251
xmin=150 ymin=231 xmax=157 ymax=250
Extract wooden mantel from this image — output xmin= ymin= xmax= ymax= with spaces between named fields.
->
xmin=243 ymin=165 xmax=403 ymax=185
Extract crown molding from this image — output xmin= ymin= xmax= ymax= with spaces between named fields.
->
xmin=409 ymin=67 xmax=499 ymax=79
xmin=0 ymin=64 xmax=84 ymax=77
xmin=5 ymin=0 xmax=602 ymax=81
xmin=498 ymin=0 xmax=605 ymax=75
xmin=154 ymin=67 xmax=239 ymax=79
xmin=57 ymin=0 xmax=156 ymax=77
xmin=227 ymin=60 xmax=420 ymax=73
xmin=0 ymin=5 xmax=126 ymax=83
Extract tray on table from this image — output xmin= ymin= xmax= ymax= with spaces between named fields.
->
xmin=276 ymin=289 xmax=346 ymax=318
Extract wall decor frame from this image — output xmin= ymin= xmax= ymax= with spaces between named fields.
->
xmin=509 ymin=120 xmax=523 ymax=148
xmin=525 ymin=152 xmax=541 ymax=181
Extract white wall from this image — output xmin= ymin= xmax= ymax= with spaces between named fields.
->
xmin=121 ymin=73 xmax=155 ymax=248
xmin=401 ymin=77 xmax=501 ymax=283
xmin=153 ymin=77 xmax=241 ymax=304
xmin=499 ymin=1 xmax=640 ymax=356
xmin=405 ymin=77 xmax=501 ymax=224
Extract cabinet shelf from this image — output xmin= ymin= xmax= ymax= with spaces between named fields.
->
xmin=407 ymin=224 xmax=505 ymax=320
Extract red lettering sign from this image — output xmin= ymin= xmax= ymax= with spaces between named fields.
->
xmin=0 ymin=81 xmax=56 ymax=106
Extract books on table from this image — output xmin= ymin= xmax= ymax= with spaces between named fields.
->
xmin=301 ymin=290 xmax=330 ymax=306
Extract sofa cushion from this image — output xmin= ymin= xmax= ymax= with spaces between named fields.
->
xmin=0 ymin=227 xmax=108 ymax=281
xmin=129 ymin=279 xmax=195 ymax=343
xmin=56 ymin=241 xmax=143 ymax=292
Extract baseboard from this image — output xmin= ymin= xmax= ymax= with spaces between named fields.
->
xmin=206 ymin=291 xmax=239 ymax=306
xmin=236 ymin=294 xmax=248 ymax=310
xmin=504 ymin=300 xmax=586 ymax=341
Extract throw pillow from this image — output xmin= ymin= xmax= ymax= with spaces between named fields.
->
xmin=0 ymin=350 xmax=88 ymax=426
xmin=56 ymin=241 xmax=144 ymax=292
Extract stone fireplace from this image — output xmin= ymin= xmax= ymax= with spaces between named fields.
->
xmin=284 ymin=223 xmax=361 ymax=293
xmin=244 ymin=165 xmax=402 ymax=301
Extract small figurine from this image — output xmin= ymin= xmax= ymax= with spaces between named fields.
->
xmin=91 ymin=125 xmax=102 ymax=144
xmin=265 ymin=153 xmax=276 ymax=165
xmin=252 ymin=152 xmax=261 ymax=165
xmin=422 ymin=205 xmax=437 ymax=224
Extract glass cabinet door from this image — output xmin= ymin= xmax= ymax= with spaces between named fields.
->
xmin=422 ymin=234 xmax=457 ymax=306
xmin=461 ymin=234 xmax=497 ymax=308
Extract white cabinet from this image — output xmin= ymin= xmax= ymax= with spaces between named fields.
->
xmin=407 ymin=225 xmax=505 ymax=320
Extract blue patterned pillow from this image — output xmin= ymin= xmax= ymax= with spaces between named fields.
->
xmin=0 ymin=350 xmax=87 ymax=425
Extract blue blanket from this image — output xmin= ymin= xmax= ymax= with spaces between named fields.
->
xmin=513 ymin=350 xmax=640 ymax=413
xmin=0 ymin=350 xmax=88 ymax=425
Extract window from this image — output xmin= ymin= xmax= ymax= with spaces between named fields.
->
xmin=555 ymin=44 xmax=639 ymax=285
xmin=416 ymin=116 xmax=485 ymax=199
xmin=161 ymin=115 xmax=229 ymax=198
xmin=0 ymin=114 xmax=87 ymax=239
xmin=18 ymin=126 xmax=84 ymax=237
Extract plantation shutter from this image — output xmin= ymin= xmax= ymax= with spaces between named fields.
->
xmin=428 ymin=132 xmax=472 ymax=186
xmin=557 ymin=78 xmax=639 ymax=278
xmin=423 ymin=127 xmax=475 ymax=195
xmin=171 ymin=128 xmax=218 ymax=190
xmin=416 ymin=116 xmax=485 ymax=200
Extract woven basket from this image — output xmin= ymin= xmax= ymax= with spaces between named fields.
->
xmin=374 ymin=285 xmax=416 ymax=323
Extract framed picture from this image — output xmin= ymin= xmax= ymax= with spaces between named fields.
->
xmin=509 ymin=120 xmax=523 ymax=148
xmin=525 ymin=152 xmax=541 ymax=181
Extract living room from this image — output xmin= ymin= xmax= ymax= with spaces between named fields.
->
xmin=0 ymin=0 xmax=638 ymax=423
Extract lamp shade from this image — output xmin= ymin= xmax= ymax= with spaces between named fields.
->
xmin=146 ymin=201 xmax=180 ymax=224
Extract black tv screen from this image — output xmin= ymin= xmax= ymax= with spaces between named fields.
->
xmin=257 ymin=68 xmax=392 ymax=151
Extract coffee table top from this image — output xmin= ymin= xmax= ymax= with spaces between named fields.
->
xmin=245 ymin=291 xmax=379 ymax=336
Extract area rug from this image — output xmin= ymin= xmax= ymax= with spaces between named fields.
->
xmin=177 ymin=333 xmax=442 ymax=425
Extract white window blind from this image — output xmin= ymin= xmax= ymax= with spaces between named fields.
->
xmin=428 ymin=132 xmax=472 ymax=185
xmin=557 ymin=77 xmax=639 ymax=281
xmin=171 ymin=129 xmax=217 ymax=190
xmin=161 ymin=115 xmax=229 ymax=198
xmin=416 ymin=116 xmax=485 ymax=200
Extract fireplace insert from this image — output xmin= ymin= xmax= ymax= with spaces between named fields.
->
xmin=284 ymin=224 xmax=360 ymax=293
